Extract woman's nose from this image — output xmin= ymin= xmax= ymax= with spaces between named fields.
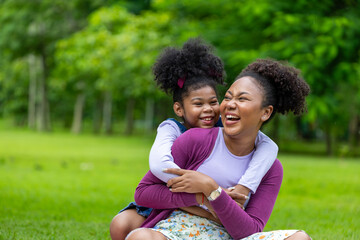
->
xmin=225 ymin=99 xmax=236 ymax=109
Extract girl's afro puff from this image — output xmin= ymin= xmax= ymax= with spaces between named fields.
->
xmin=152 ymin=38 xmax=225 ymax=96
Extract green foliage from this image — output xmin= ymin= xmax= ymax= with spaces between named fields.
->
xmin=54 ymin=5 xmax=174 ymax=94
xmin=153 ymin=0 xmax=360 ymax=155
xmin=0 ymin=0 xmax=359 ymax=154
xmin=0 ymin=129 xmax=359 ymax=239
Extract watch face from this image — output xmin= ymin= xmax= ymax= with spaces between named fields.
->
xmin=209 ymin=187 xmax=221 ymax=201
xmin=211 ymin=191 xmax=220 ymax=199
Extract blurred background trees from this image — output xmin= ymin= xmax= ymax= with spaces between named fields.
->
xmin=0 ymin=0 xmax=359 ymax=156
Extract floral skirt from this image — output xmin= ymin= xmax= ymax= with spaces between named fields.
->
xmin=153 ymin=210 xmax=231 ymax=239
xmin=152 ymin=210 xmax=303 ymax=240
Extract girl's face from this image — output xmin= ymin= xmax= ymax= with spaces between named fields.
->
xmin=220 ymin=76 xmax=273 ymax=138
xmin=174 ymin=85 xmax=220 ymax=129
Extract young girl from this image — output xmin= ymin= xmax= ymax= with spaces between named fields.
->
xmin=110 ymin=39 xmax=278 ymax=240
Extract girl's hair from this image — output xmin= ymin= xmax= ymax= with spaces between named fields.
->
xmin=153 ymin=38 xmax=225 ymax=104
xmin=237 ymin=59 xmax=310 ymax=121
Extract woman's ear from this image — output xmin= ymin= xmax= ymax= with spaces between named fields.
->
xmin=261 ymin=105 xmax=273 ymax=122
xmin=173 ymin=102 xmax=184 ymax=118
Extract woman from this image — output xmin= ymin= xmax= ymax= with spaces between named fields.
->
xmin=127 ymin=59 xmax=311 ymax=240
xmin=110 ymin=39 xmax=277 ymax=240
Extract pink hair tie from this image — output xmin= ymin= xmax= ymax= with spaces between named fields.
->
xmin=177 ymin=77 xmax=185 ymax=88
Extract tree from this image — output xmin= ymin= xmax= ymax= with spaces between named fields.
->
xmin=0 ymin=0 xmax=106 ymax=131
xmin=258 ymin=1 xmax=360 ymax=155
xmin=54 ymin=5 xmax=174 ymax=134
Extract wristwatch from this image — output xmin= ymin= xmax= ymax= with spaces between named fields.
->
xmin=207 ymin=186 xmax=222 ymax=201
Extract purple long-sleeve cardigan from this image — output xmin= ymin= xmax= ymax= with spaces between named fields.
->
xmin=135 ymin=128 xmax=283 ymax=239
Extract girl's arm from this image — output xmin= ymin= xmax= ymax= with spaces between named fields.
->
xmin=149 ymin=120 xmax=183 ymax=182
xmin=135 ymin=128 xmax=218 ymax=210
xmin=237 ymin=131 xmax=278 ymax=194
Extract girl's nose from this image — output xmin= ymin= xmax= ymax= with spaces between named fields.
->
xmin=203 ymin=104 xmax=213 ymax=112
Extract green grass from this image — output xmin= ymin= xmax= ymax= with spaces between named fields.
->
xmin=0 ymin=128 xmax=359 ymax=239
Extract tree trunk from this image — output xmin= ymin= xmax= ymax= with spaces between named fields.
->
xmin=102 ymin=91 xmax=113 ymax=135
xmin=28 ymin=54 xmax=37 ymax=129
xmin=124 ymin=97 xmax=135 ymax=135
xmin=325 ymin=126 xmax=333 ymax=156
xmin=349 ymin=114 xmax=359 ymax=153
xmin=92 ymin=97 xmax=103 ymax=134
xmin=71 ymin=91 xmax=86 ymax=134
xmin=37 ymin=52 xmax=51 ymax=132
xmin=145 ymin=97 xmax=154 ymax=133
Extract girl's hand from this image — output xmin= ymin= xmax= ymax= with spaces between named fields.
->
xmin=224 ymin=185 xmax=250 ymax=209
xmin=164 ymin=168 xmax=218 ymax=196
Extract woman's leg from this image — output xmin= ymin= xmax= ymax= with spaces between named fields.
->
xmin=110 ymin=209 xmax=146 ymax=240
xmin=286 ymin=231 xmax=311 ymax=240
xmin=126 ymin=228 xmax=168 ymax=240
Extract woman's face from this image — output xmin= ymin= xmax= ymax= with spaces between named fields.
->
xmin=174 ymin=85 xmax=220 ymax=129
xmin=220 ymin=76 xmax=272 ymax=138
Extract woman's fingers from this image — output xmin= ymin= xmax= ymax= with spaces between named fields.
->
xmin=167 ymin=176 xmax=183 ymax=187
xmin=168 ymin=180 xmax=188 ymax=191
xmin=163 ymin=168 xmax=187 ymax=176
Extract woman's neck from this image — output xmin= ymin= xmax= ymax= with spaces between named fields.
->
xmin=222 ymin=129 xmax=257 ymax=156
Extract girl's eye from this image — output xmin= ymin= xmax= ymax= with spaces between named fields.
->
xmin=211 ymin=101 xmax=218 ymax=105
xmin=194 ymin=102 xmax=202 ymax=106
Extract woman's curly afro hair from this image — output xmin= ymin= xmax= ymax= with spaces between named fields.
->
xmin=237 ymin=59 xmax=310 ymax=118
xmin=153 ymin=38 xmax=225 ymax=103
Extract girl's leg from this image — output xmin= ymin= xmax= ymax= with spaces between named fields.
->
xmin=126 ymin=228 xmax=167 ymax=240
xmin=110 ymin=209 xmax=146 ymax=240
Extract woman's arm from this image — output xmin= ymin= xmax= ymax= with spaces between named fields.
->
xmin=179 ymin=206 xmax=221 ymax=224
xmin=238 ymin=131 xmax=278 ymax=193
xmin=134 ymin=170 xmax=198 ymax=209
xmin=210 ymin=160 xmax=283 ymax=239
xmin=166 ymin=160 xmax=283 ymax=239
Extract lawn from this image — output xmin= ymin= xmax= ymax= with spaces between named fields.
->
xmin=0 ymin=128 xmax=359 ymax=239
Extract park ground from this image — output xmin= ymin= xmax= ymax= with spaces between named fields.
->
xmin=0 ymin=125 xmax=359 ymax=239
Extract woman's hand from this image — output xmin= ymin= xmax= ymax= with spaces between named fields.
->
xmin=164 ymin=168 xmax=218 ymax=196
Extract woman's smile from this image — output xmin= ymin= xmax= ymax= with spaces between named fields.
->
xmin=223 ymin=113 xmax=240 ymax=125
